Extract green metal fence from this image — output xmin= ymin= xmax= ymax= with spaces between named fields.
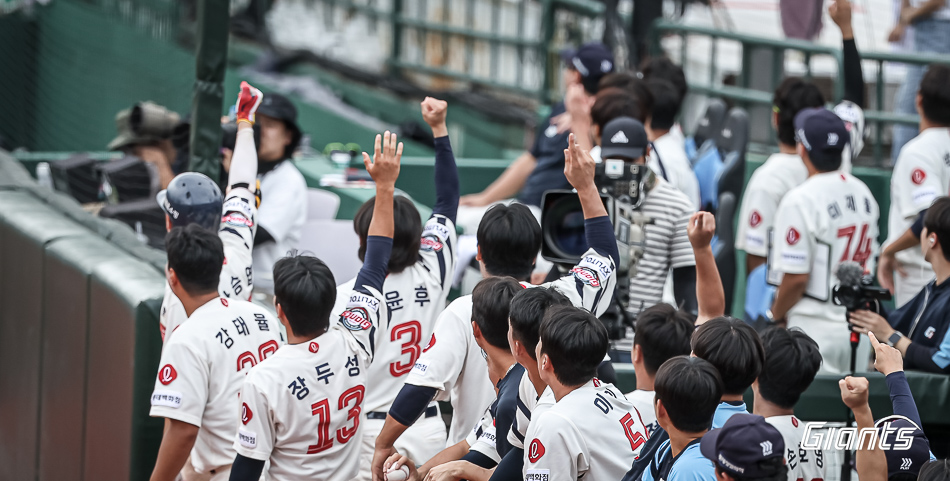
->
xmin=649 ymin=19 xmax=950 ymax=164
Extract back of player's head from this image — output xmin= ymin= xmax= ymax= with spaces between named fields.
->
xmin=592 ymin=88 xmax=646 ymax=135
xmin=691 ymin=316 xmax=765 ymax=395
xmin=639 ymin=56 xmax=688 ymax=103
xmin=597 ymin=73 xmax=653 ymax=120
xmin=924 ymin=197 xmax=950 ymax=262
xmin=919 ymin=65 xmax=950 ymax=126
xmin=165 ymin=224 xmax=224 ymax=295
xmin=539 ymin=305 xmax=609 ymax=386
xmin=654 ymin=356 xmax=723 ymax=433
xmin=355 ymin=195 xmax=422 ymax=274
xmin=918 ymin=460 xmax=950 ymax=481
xmin=477 ymin=203 xmax=541 ymax=281
xmin=273 ymin=255 xmax=337 ymax=338
xmin=756 ymin=327 xmax=821 ymax=409
xmin=644 ymin=79 xmax=682 ymax=132
xmin=633 ymin=304 xmax=694 ymax=375
xmin=509 ymin=287 xmax=572 ymax=360
xmin=472 ymin=277 xmax=522 ymax=350
xmin=773 ymin=77 xmax=825 ymax=147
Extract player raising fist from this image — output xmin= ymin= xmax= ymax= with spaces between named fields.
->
xmin=227 ymin=131 xmax=401 ymax=481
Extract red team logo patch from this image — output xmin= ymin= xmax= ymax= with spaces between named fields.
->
xmin=528 ymin=439 xmax=545 ymax=462
xmin=420 ymin=235 xmax=444 ymax=252
xmin=786 ymin=227 xmax=801 ymax=246
xmin=340 ymin=307 xmax=373 ymax=331
xmin=750 ymin=210 xmax=762 ymax=228
xmin=912 ymin=168 xmax=927 ymax=185
xmin=242 ymin=403 xmax=253 ymax=425
xmin=571 ymin=266 xmax=600 ymax=287
xmin=423 ymin=334 xmax=436 ymax=353
xmin=158 ymin=364 xmax=177 ymax=385
xmin=309 ymin=342 xmax=320 ymax=353
xmin=221 ymin=298 xmax=229 ymax=307
xmin=791 ymin=416 xmax=799 ymax=427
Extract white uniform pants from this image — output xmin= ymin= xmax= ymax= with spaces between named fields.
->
xmin=354 ymin=410 xmax=448 ymax=481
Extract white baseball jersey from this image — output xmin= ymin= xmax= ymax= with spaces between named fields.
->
xmin=508 ymin=377 xmax=555 ymax=450
xmin=234 ymin=286 xmax=387 ymax=481
xmin=772 ymin=171 xmax=880 ymax=324
xmin=149 ymin=297 xmax=282 ymax=475
xmin=736 ymin=153 xmax=808 ymax=257
xmin=467 ymin=406 xmax=502 ymax=464
xmin=624 ymin=389 xmax=658 ymax=437
xmin=406 ymin=247 xmax=617 ymax=444
xmin=330 ymin=214 xmax=458 ymax=414
xmin=765 ymin=415 xmax=826 ymax=481
xmin=161 ymin=188 xmax=258 ymax=345
xmin=887 ymin=128 xmax=950 ymax=300
xmin=650 ymin=133 xmax=701 ymax=210
xmin=523 ymin=380 xmax=647 ymax=481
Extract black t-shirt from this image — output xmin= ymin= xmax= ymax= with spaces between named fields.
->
xmin=517 ymin=102 xmax=571 ymax=207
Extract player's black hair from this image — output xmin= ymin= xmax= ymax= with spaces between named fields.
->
xmin=165 ymin=224 xmax=224 ymax=295
xmin=477 ymin=203 xmax=541 ymax=281
xmin=756 ymin=327 xmax=822 ymax=409
xmin=539 ymin=305 xmax=609 ymax=387
xmin=273 ymin=255 xmax=337 ymax=338
xmin=773 ymin=77 xmax=825 ymax=147
xmin=644 ymin=79 xmax=683 ymax=132
xmin=592 ymin=87 xmax=648 ymax=135
xmin=472 ymin=277 xmax=522 ymax=350
xmin=715 ymin=457 xmax=788 ymax=481
xmin=632 ymin=304 xmax=694 ymax=375
xmin=920 ymin=65 xmax=950 ymax=126
xmin=509 ymin=287 xmax=572 ymax=360
xmin=691 ymin=316 xmax=765 ymax=395
xmin=918 ymin=460 xmax=950 ymax=481
xmin=640 ymin=56 xmax=688 ymax=104
xmin=355 ymin=195 xmax=422 ymax=274
xmin=924 ymin=197 xmax=950 ymax=262
xmin=654 ymin=356 xmax=723 ymax=433
xmin=598 ymin=73 xmax=653 ymax=120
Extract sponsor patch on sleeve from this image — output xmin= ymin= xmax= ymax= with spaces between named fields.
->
xmin=571 ymin=266 xmax=600 ymax=287
xmin=420 ymin=235 xmax=444 ymax=252
xmin=525 ymin=469 xmax=550 ymax=481
xmin=338 ymin=293 xmax=380 ymax=331
xmin=780 ymin=252 xmax=808 ymax=266
xmin=222 ymin=214 xmax=254 ymax=228
xmin=150 ymin=390 xmax=183 ymax=408
xmin=744 ymin=233 xmax=765 ymax=248
xmin=223 ymin=196 xmax=255 ymax=219
xmin=575 ymin=254 xmax=613 ymax=282
xmin=238 ymin=428 xmax=257 ymax=449
xmin=912 ymin=186 xmax=938 ymax=207
xmin=410 ymin=361 xmax=429 ymax=375
xmin=422 ymin=222 xmax=452 ymax=241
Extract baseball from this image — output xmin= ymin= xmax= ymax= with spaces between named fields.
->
xmin=387 ymin=464 xmax=410 ymax=481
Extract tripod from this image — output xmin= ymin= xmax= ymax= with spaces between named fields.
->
xmin=840 ymin=318 xmax=861 ymax=481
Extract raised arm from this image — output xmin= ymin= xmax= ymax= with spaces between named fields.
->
xmin=689 ymin=212 xmax=725 ymax=324
xmin=830 ymin=0 xmax=865 ymax=107
xmin=422 ymin=97 xmax=460 ymax=224
xmin=564 ymin=133 xmax=619 ymax=263
xmin=840 ymin=376 xmax=887 ymax=481
xmin=356 ymin=131 xmax=401 ymax=293
xmin=227 ymin=81 xmax=263 ymax=191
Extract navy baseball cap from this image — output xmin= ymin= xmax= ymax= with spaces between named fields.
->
xmin=700 ymin=414 xmax=786 ymax=478
xmin=561 ymin=42 xmax=615 ymax=94
xmin=876 ymin=416 xmax=932 ymax=478
xmin=601 ymin=116 xmax=648 ymax=160
xmin=794 ymin=108 xmax=850 ymax=166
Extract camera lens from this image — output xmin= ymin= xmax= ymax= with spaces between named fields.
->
xmin=542 ymin=194 xmax=588 ymax=261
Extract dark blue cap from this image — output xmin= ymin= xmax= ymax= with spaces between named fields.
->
xmin=876 ymin=416 xmax=932 ymax=477
xmin=700 ymin=414 xmax=786 ymax=478
xmin=794 ymin=107 xmax=850 ymax=165
xmin=561 ymin=42 xmax=615 ymax=94
xmin=601 ymin=116 xmax=648 ymax=160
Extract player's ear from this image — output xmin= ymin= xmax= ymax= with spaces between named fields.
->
xmin=166 ymin=265 xmax=178 ymax=288
xmin=475 ymin=245 xmax=482 ymax=262
xmin=631 ymin=344 xmax=642 ymax=364
xmin=165 ymin=214 xmax=173 ymax=232
xmin=471 ymin=321 xmax=483 ymax=341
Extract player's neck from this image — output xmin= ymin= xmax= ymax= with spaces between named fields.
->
xmin=182 ymin=292 xmax=220 ymax=318
xmin=752 ymin=395 xmax=793 ymax=418
xmin=932 ymin=259 xmax=950 ymax=286
xmin=668 ymin=428 xmax=706 ymax=457
xmin=778 ymin=143 xmax=797 ymax=155
xmin=633 ymin=362 xmax=654 ymax=391
xmin=647 ymin=128 xmax=670 ymax=142
xmin=721 ymin=393 xmax=744 ymax=403
xmin=549 ymin=380 xmax=583 ymax=402
xmin=525 ymin=364 xmax=547 ymax=397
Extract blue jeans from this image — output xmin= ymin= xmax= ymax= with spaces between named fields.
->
xmin=891 ymin=17 xmax=950 ymax=163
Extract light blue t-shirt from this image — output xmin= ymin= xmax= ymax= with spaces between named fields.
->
xmin=642 ymin=439 xmax=716 ymax=481
xmin=712 ymin=401 xmax=748 ymax=429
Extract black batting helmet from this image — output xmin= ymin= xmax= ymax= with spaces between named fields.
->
xmin=156 ymin=172 xmax=223 ymax=231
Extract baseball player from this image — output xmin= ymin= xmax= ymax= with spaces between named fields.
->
xmin=371 ymin=134 xmax=620 ymax=481
xmin=523 ymin=305 xmax=648 ymax=481
xmin=148 ymin=225 xmax=283 ymax=481
xmin=329 ymin=98 xmax=457 ymax=477
xmin=770 ymin=108 xmax=880 ymax=374
xmin=880 ymin=65 xmax=950 ymax=307
xmin=159 ymin=81 xmax=264 ymax=345
xmin=226 ymin=130 xmax=400 ymax=481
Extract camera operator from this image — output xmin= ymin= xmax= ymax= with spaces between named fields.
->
xmin=596 ymin=116 xmax=697 ymax=333
xmin=226 ymin=92 xmax=308 ymax=294
xmin=107 ymin=101 xmax=181 ymax=190
xmin=850 ymin=197 xmax=950 ymax=375
xmin=769 ymin=108 xmax=880 ymax=374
